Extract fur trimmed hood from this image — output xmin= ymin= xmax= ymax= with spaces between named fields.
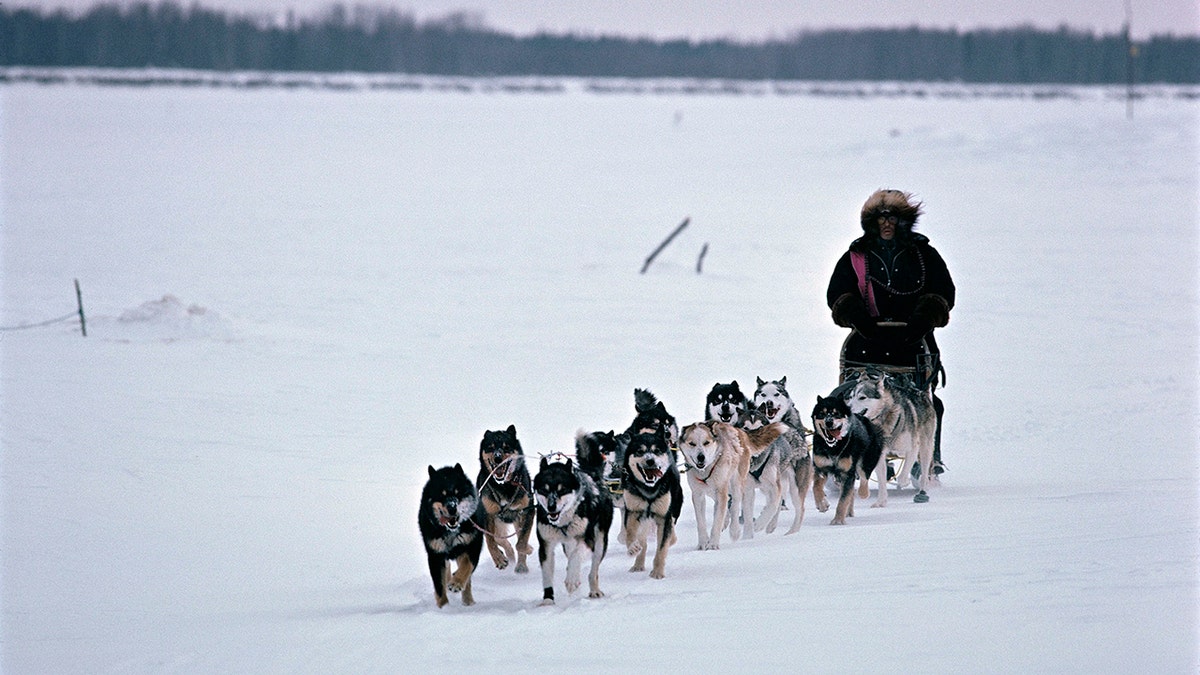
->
xmin=860 ymin=189 xmax=923 ymax=234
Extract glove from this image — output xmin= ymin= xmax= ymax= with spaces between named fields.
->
xmin=832 ymin=293 xmax=881 ymax=340
xmin=898 ymin=315 xmax=932 ymax=344
xmin=899 ymin=294 xmax=948 ymax=345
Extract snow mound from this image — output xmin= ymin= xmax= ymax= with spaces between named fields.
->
xmin=104 ymin=295 xmax=234 ymax=342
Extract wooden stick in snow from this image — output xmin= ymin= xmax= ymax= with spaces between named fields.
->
xmin=74 ymin=278 xmax=87 ymax=337
xmin=640 ymin=217 xmax=690 ymax=274
xmin=696 ymin=242 xmax=709 ymax=274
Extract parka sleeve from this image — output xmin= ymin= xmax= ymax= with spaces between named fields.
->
xmin=826 ymin=251 xmax=859 ymax=309
xmin=922 ymin=244 xmax=955 ymax=312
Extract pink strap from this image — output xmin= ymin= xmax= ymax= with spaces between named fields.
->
xmin=850 ymin=252 xmax=878 ymax=317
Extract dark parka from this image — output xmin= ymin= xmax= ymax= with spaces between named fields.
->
xmin=827 ymin=190 xmax=955 ymax=357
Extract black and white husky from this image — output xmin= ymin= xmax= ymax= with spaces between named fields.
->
xmin=810 ymin=395 xmax=884 ymax=525
xmin=844 ymin=371 xmax=938 ymax=504
xmin=706 ymin=381 xmax=749 ymax=426
xmin=621 ymin=431 xmax=683 ymax=579
xmin=533 ymin=455 xmax=614 ymax=605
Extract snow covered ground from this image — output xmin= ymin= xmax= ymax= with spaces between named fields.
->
xmin=2 ymin=74 xmax=1197 ymax=673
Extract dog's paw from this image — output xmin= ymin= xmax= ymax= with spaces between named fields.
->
xmin=649 ymin=568 xmax=665 ymax=580
xmin=538 ymin=598 xmax=555 ymax=607
xmin=871 ymin=500 xmax=887 ymax=509
xmin=588 ymin=589 xmax=605 ymax=599
xmin=461 ymin=595 xmax=475 ymax=607
xmin=704 ymin=541 xmax=720 ymax=551
xmin=491 ymin=553 xmax=509 ymax=570
xmin=565 ymin=577 xmax=581 ymax=594
xmin=447 ymin=579 xmax=465 ymax=593
xmin=829 ymin=517 xmax=846 ymax=525
xmin=815 ymin=500 xmax=830 ymax=512
xmin=627 ymin=540 xmax=644 ymax=557
xmin=515 ymin=561 xmax=529 ymax=573
xmin=629 ymin=562 xmax=645 ymax=573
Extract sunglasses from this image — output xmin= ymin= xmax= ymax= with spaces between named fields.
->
xmin=877 ymin=214 xmax=899 ymax=225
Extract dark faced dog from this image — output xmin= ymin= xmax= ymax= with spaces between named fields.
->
xmin=706 ymin=381 xmax=749 ymax=425
xmin=476 ymin=425 xmax=535 ymax=573
xmin=419 ymin=464 xmax=487 ymax=607
xmin=627 ymin=388 xmax=679 ymax=451
xmin=533 ymin=456 xmax=614 ymax=605
xmin=574 ymin=429 xmax=623 ymax=498
xmin=621 ymin=431 xmax=683 ymax=578
xmin=810 ymin=395 xmax=884 ymax=525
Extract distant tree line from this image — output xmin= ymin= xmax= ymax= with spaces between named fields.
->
xmin=2 ymin=2 xmax=1197 ymax=84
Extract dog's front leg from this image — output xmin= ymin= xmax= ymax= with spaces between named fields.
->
xmin=741 ymin=483 xmax=757 ymax=540
xmin=728 ymin=475 xmax=744 ymax=540
xmin=449 ymin=552 xmax=476 ymax=605
xmin=650 ymin=516 xmax=671 ymax=579
xmin=831 ymin=474 xmax=855 ymax=525
xmin=587 ymin=539 xmax=606 ymax=598
xmin=485 ymin=515 xmax=510 ymax=570
xmin=564 ymin=540 xmax=584 ymax=594
xmin=625 ymin=513 xmax=647 ymax=572
xmin=871 ymin=454 xmax=889 ymax=508
xmin=538 ymin=533 xmax=557 ymax=605
xmin=691 ymin=486 xmax=709 ymax=550
xmin=709 ymin=484 xmax=729 ymax=550
xmin=429 ymin=555 xmax=450 ymax=608
xmin=812 ymin=472 xmax=830 ymax=512
xmin=785 ymin=463 xmax=811 ymax=535
xmin=514 ymin=508 xmax=534 ymax=573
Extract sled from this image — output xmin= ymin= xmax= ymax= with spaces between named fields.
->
xmin=838 ymin=322 xmax=944 ymax=487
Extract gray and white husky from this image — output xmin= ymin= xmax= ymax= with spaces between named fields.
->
xmin=844 ymin=371 xmax=938 ymax=504
xmin=752 ymin=376 xmax=810 ymax=431
xmin=739 ymin=408 xmax=812 ymax=535
xmin=533 ymin=455 xmax=614 ymax=605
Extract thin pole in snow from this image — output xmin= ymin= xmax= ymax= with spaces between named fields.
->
xmin=641 ymin=216 xmax=690 ymax=274
xmin=696 ymin=242 xmax=709 ymax=274
xmin=74 ymin=279 xmax=87 ymax=337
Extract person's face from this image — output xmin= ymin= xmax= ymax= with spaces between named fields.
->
xmin=878 ymin=214 xmax=898 ymax=240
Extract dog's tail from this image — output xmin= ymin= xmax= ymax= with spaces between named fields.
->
xmin=633 ymin=388 xmax=659 ymax=413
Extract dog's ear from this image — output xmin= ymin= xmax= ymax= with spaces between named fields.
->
xmin=506 ymin=424 xmax=517 ymax=438
xmin=453 ymin=463 xmax=463 ymax=474
xmin=730 ymin=379 xmax=739 ymax=390
xmin=757 ymin=376 xmax=765 ymax=387
xmin=779 ymin=376 xmax=787 ymax=387
xmin=539 ymin=455 xmax=550 ymax=471
xmin=428 ymin=465 xmax=436 ymax=478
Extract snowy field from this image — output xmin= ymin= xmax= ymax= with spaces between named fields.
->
xmin=2 ymin=73 xmax=1197 ymax=672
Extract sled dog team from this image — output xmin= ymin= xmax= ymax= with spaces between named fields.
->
xmin=419 ymin=374 xmax=939 ymax=608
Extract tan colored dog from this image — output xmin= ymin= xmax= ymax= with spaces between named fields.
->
xmin=679 ymin=421 xmax=750 ymax=550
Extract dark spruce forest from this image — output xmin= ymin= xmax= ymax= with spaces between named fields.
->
xmin=3 ymin=3 xmax=1198 ymax=83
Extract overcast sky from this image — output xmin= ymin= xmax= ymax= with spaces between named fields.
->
xmin=15 ymin=0 xmax=1199 ymax=40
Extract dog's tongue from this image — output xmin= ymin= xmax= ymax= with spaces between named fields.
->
xmin=763 ymin=402 xmax=778 ymax=419
xmin=439 ymin=514 xmax=458 ymax=527
xmin=645 ymin=467 xmax=663 ymax=482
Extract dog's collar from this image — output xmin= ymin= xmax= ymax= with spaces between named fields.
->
xmin=685 ymin=458 xmax=718 ymax=483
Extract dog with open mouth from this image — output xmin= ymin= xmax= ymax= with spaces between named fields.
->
xmin=533 ymin=454 xmax=614 ymax=605
xmin=705 ymin=381 xmax=749 ymax=426
xmin=475 ymin=425 xmax=535 ymax=573
xmin=620 ymin=430 xmax=683 ymax=578
xmin=418 ymin=464 xmax=487 ymax=607
xmin=810 ymin=394 xmax=884 ymax=525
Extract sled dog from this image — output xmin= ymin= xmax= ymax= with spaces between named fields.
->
xmin=418 ymin=464 xmax=487 ymax=607
xmin=533 ymin=455 xmax=614 ymax=605
xmin=753 ymin=376 xmax=811 ymax=432
xmin=739 ymin=408 xmax=813 ymax=534
xmin=621 ymin=431 xmax=684 ymax=578
xmin=475 ymin=425 xmax=535 ymax=572
xmin=845 ymin=371 xmax=938 ymax=504
xmin=626 ymin=388 xmax=679 ymax=451
xmin=678 ymin=421 xmax=749 ymax=550
xmin=705 ymin=381 xmax=749 ymax=426
xmin=810 ymin=395 xmax=884 ymax=525
xmin=574 ymin=428 xmax=623 ymax=498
